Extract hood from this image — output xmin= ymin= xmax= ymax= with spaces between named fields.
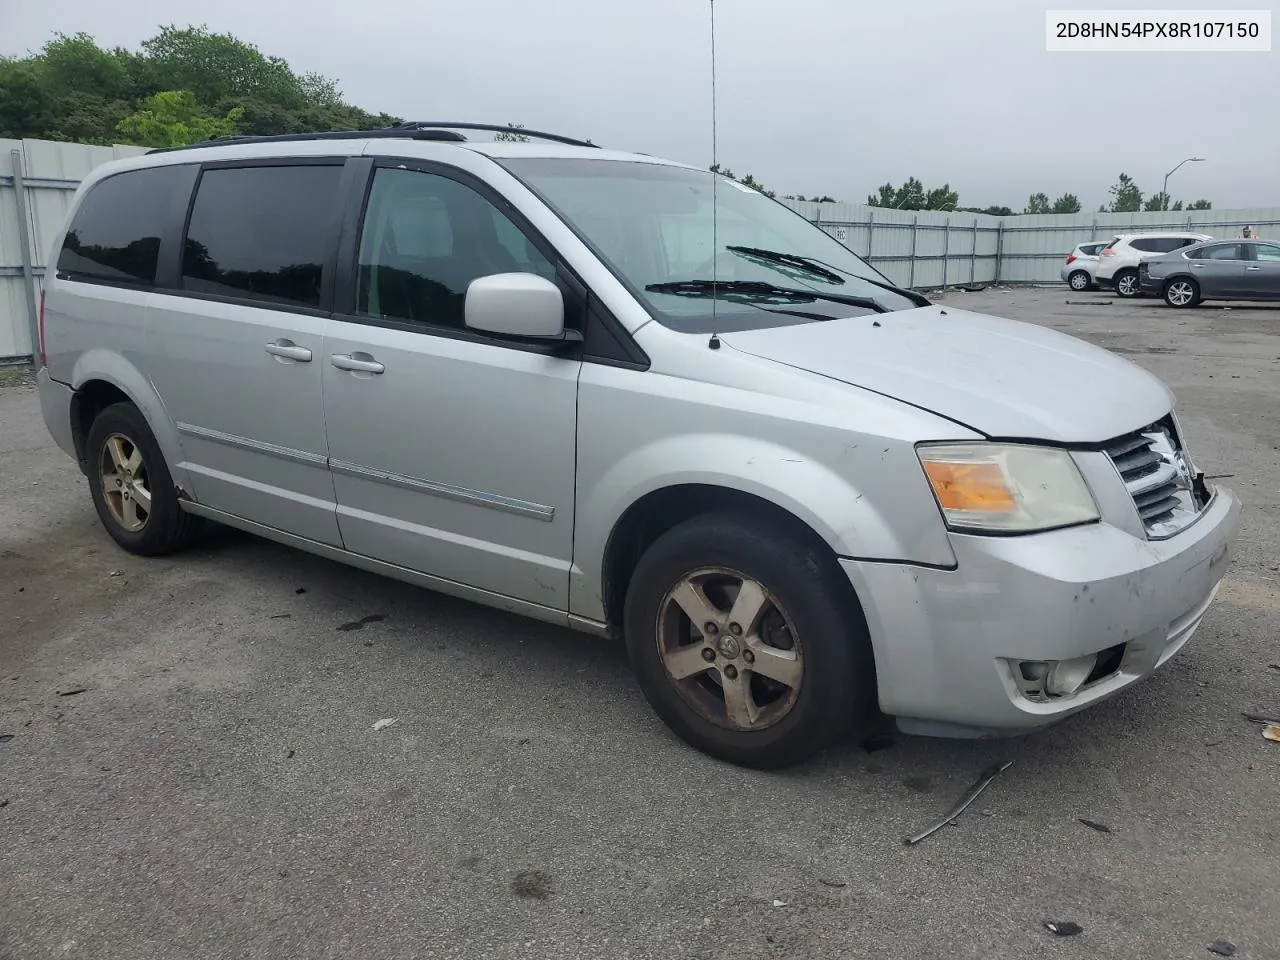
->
xmin=719 ymin=304 xmax=1174 ymax=443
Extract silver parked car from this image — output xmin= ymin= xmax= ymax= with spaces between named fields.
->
xmin=1140 ymin=238 xmax=1280 ymax=307
xmin=1060 ymin=241 xmax=1107 ymax=291
xmin=35 ymin=123 xmax=1239 ymax=769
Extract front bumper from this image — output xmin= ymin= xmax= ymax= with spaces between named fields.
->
xmin=841 ymin=484 xmax=1240 ymax=736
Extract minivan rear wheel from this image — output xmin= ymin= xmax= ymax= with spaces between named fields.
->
xmin=1114 ymin=268 xmax=1140 ymax=298
xmin=86 ymin=402 xmax=202 ymax=556
xmin=623 ymin=511 xmax=873 ymax=769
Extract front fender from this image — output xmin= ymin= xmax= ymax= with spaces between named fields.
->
xmin=71 ymin=349 xmax=191 ymax=491
xmin=570 ymin=431 xmax=958 ymax=622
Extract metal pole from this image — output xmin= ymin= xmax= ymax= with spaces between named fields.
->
xmin=994 ymin=220 xmax=1004 ymax=284
xmin=941 ymin=217 xmax=951 ymax=289
xmin=970 ymin=219 xmax=978 ymax=283
xmin=908 ymin=215 xmax=918 ymax=288
xmin=866 ymin=209 xmax=875 ymax=260
xmin=9 ymin=149 xmax=40 ymax=366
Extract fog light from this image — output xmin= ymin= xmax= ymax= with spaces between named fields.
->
xmin=1019 ymin=661 xmax=1050 ymax=682
xmin=1045 ymin=654 xmax=1098 ymax=697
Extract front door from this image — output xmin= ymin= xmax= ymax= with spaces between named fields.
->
xmin=146 ymin=161 xmax=347 ymax=546
xmin=1241 ymin=241 xmax=1280 ymax=299
xmin=322 ymin=164 xmax=581 ymax=609
xmin=1186 ymin=242 xmax=1249 ymax=299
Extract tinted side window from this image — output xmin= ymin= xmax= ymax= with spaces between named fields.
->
xmin=57 ymin=165 xmax=190 ymax=286
xmin=1081 ymin=243 xmax=1105 ymax=256
xmin=355 ymin=167 xmax=556 ymax=329
xmin=1192 ymin=243 xmax=1243 ymax=260
xmin=1251 ymin=243 xmax=1280 ymax=262
xmin=1129 ymin=238 xmax=1159 ymax=252
xmin=181 ymin=164 xmax=344 ymax=310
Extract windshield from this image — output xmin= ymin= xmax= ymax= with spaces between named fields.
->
xmin=498 ymin=158 xmax=922 ymax=333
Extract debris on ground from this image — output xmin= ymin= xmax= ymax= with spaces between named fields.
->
xmin=771 ymin=899 xmax=787 ymax=908
xmin=1078 ymin=818 xmax=1112 ymax=833
xmin=269 ymin=614 xmax=291 ymax=620
xmin=372 ymin=718 xmax=398 ymax=732
xmin=511 ymin=870 xmax=553 ymax=900
xmin=1242 ymin=712 xmax=1279 ymax=725
xmin=904 ymin=760 xmax=1013 ymax=845
xmin=1045 ymin=921 xmax=1083 ymax=937
xmin=817 ymin=878 xmax=847 ymax=888
xmin=56 ymin=687 xmax=87 ymax=697
xmin=0 ymin=734 xmax=13 ymax=744
xmin=337 ymin=614 xmax=386 ymax=632
xmin=1065 ymin=300 xmax=1112 ymax=306
xmin=1263 ymin=725 xmax=1280 ymax=743
xmin=1208 ymin=940 xmax=1237 ymax=956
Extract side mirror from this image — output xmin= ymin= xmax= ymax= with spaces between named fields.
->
xmin=465 ymin=273 xmax=566 ymax=340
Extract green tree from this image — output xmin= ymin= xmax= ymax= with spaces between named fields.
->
xmin=1188 ymin=199 xmax=1212 ymax=210
xmin=0 ymin=25 xmax=398 ymax=145
xmin=494 ymin=122 xmax=531 ymax=142
xmin=867 ymin=177 xmax=957 ymax=210
xmin=1171 ymin=200 xmax=1185 ymax=212
xmin=1051 ymin=193 xmax=1081 ymax=214
xmin=1144 ymin=191 xmax=1170 ymax=212
xmin=1105 ymin=173 xmax=1143 ymax=212
xmin=116 ymin=90 xmax=243 ymax=147
xmin=1025 ymin=192 xmax=1051 ymax=214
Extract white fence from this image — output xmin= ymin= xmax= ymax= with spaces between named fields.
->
xmin=3 ymin=137 xmax=1279 ymax=362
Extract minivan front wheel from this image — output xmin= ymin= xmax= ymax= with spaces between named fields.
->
xmin=86 ymin=402 xmax=201 ymax=556
xmin=623 ymin=512 xmax=873 ymax=769
xmin=1114 ymin=269 xmax=1140 ymax=298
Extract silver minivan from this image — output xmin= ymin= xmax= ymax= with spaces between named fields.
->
xmin=35 ymin=123 xmax=1240 ymax=768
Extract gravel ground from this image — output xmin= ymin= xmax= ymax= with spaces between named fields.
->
xmin=2 ymin=287 xmax=1278 ymax=960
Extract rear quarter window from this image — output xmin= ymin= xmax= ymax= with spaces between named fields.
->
xmin=56 ymin=165 xmax=192 ymax=286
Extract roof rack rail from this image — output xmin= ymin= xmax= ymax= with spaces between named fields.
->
xmin=390 ymin=121 xmax=599 ymax=149
xmin=146 ymin=127 xmax=469 ymax=154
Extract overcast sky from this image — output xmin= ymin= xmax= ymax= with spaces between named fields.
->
xmin=5 ymin=0 xmax=1276 ymax=210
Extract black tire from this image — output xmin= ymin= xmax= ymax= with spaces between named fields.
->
xmin=1067 ymin=270 xmax=1091 ymax=292
xmin=1113 ymin=268 xmax=1140 ymax=298
xmin=85 ymin=401 xmax=202 ymax=556
xmin=1163 ymin=277 xmax=1201 ymax=308
xmin=623 ymin=511 xmax=874 ymax=769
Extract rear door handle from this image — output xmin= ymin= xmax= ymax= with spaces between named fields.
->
xmin=265 ymin=339 xmax=312 ymax=362
xmin=331 ymin=353 xmax=385 ymax=374
xmin=1246 ymin=266 xmax=1261 ymax=271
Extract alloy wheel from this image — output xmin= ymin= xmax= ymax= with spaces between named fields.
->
xmin=99 ymin=433 xmax=152 ymax=532
xmin=655 ymin=567 xmax=804 ymax=731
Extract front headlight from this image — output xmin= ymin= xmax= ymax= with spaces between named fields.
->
xmin=917 ymin=443 xmax=1099 ymax=533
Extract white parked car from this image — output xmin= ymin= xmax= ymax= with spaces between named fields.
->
xmin=1095 ymin=232 xmax=1214 ymax=297
xmin=1060 ymin=241 xmax=1108 ymax=291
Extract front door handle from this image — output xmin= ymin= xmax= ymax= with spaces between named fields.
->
xmin=265 ymin=339 xmax=312 ymax=362
xmin=331 ymin=352 xmax=385 ymax=374
xmin=1246 ymin=266 xmax=1261 ymax=271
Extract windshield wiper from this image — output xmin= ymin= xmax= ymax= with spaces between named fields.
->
xmin=724 ymin=245 xmax=845 ymax=284
xmin=726 ymin=245 xmax=932 ymax=307
xmin=644 ymin=279 xmax=887 ymax=313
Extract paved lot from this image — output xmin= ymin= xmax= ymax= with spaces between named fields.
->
xmin=2 ymin=288 xmax=1278 ymax=960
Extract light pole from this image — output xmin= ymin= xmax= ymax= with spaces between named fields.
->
xmin=1162 ymin=157 xmax=1205 ymax=210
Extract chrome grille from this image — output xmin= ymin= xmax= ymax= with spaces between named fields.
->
xmin=1104 ymin=417 xmax=1205 ymax=538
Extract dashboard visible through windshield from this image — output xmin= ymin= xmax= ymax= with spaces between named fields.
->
xmin=498 ymin=158 xmax=923 ymax=333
